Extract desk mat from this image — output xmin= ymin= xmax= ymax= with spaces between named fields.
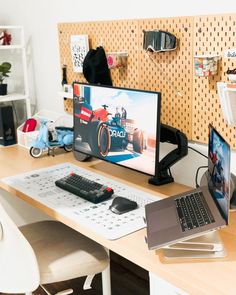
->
xmin=1 ymin=162 xmax=160 ymax=240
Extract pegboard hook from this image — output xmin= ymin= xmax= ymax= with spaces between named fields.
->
xmin=98 ymin=37 xmax=103 ymax=47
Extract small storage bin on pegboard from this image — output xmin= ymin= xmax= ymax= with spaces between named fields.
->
xmin=194 ymin=55 xmax=220 ymax=77
xmin=106 ymin=52 xmax=128 ymax=69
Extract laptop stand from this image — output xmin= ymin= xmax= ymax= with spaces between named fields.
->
xmin=162 ymin=231 xmax=226 ymax=259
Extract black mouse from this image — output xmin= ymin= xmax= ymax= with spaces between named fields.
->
xmin=109 ymin=196 xmax=138 ymax=214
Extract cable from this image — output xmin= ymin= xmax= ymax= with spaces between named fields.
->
xmin=195 ymin=165 xmax=208 ymax=188
xmin=188 ymin=146 xmax=208 ymax=159
xmin=145 ymin=50 xmax=184 ymax=97
xmin=187 ymin=146 xmax=208 ymax=187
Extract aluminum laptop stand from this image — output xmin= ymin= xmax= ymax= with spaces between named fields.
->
xmin=161 ymin=171 xmax=227 ymax=259
xmin=161 ymin=230 xmax=226 ymax=259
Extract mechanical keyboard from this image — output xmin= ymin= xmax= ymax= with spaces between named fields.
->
xmin=55 ymin=172 xmax=114 ymax=203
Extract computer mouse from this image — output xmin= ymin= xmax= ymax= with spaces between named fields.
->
xmin=109 ymin=196 xmax=138 ymax=215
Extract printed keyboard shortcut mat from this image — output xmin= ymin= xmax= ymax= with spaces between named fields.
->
xmin=2 ymin=162 xmax=161 ymax=240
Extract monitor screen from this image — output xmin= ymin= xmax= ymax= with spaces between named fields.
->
xmin=73 ymin=82 xmax=161 ymax=176
xmin=208 ymin=124 xmax=231 ymax=222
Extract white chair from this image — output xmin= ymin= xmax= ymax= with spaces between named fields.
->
xmin=0 ymin=202 xmax=111 ymax=295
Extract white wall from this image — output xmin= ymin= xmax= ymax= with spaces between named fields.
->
xmin=1 ymin=0 xmax=236 ymax=224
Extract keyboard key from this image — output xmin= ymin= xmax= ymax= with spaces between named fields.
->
xmin=175 ymin=192 xmax=215 ymax=232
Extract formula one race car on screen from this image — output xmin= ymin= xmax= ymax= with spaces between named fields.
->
xmin=74 ymin=100 xmax=144 ymax=158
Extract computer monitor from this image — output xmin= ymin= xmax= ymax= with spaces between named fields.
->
xmin=208 ymin=124 xmax=231 ymax=222
xmin=73 ymin=82 xmax=161 ymax=177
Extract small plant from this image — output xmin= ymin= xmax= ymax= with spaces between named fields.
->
xmin=0 ymin=62 xmax=11 ymax=84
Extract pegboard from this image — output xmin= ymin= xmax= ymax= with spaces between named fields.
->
xmin=139 ymin=17 xmax=193 ymax=138
xmin=58 ymin=20 xmax=140 ymax=114
xmin=58 ymin=17 xmax=193 ymax=138
xmin=193 ymin=14 xmax=236 ymax=148
xmin=58 ymin=14 xmax=236 ymax=149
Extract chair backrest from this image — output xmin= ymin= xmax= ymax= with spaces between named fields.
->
xmin=0 ymin=201 xmax=40 ymax=293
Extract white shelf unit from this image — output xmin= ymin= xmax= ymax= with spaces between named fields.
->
xmin=0 ymin=45 xmax=23 ymax=50
xmin=0 ymin=25 xmax=31 ymax=117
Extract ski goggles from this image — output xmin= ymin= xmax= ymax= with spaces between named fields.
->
xmin=143 ymin=30 xmax=177 ymax=52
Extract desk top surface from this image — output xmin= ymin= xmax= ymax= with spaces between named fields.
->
xmin=1 ymin=145 xmax=236 ymax=295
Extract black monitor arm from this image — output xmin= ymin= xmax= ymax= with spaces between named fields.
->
xmin=149 ymin=124 xmax=188 ymax=185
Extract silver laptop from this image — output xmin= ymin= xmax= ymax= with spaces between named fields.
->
xmin=145 ymin=125 xmax=231 ymax=250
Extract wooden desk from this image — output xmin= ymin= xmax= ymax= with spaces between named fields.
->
xmin=1 ymin=145 xmax=236 ymax=295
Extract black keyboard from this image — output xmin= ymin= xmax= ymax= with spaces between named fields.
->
xmin=55 ymin=172 xmax=114 ymax=203
xmin=175 ymin=192 xmax=215 ymax=232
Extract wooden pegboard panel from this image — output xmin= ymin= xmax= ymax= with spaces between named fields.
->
xmin=58 ymin=14 xmax=236 ymax=149
xmin=193 ymin=14 xmax=236 ymax=149
xmin=58 ymin=20 xmax=139 ymax=113
xmin=138 ymin=17 xmax=194 ymax=139
xmin=58 ymin=18 xmax=193 ymax=138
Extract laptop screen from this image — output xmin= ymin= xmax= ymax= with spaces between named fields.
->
xmin=208 ymin=125 xmax=231 ymax=223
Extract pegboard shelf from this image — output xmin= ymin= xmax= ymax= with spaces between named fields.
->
xmin=222 ymin=83 xmax=236 ymax=91
xmin=58 ymin=91 xmax=73 ymax=99
xmin=217 ymin=82 xmax=236 ymax=127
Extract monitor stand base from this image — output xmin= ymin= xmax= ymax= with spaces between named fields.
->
xmin=161 ymin=231 xmax=226 ymax=259
xmin=74 ymin=151 xmax=91 ymax=162
xmin=149 ymin=124 xmax=188 ymax=186
xmin=149 ymin=173 xmax=174 ymax=185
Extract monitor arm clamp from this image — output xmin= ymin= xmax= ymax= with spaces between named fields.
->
xmin=149 ymin=124 xmax=188 ymax=186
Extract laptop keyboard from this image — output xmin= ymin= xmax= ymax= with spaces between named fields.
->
xmin=175 ymin=192 xmax=215 ymax=232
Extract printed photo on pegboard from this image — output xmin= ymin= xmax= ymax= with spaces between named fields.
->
xmin=70 ymin=35 xmax=89 ymax=73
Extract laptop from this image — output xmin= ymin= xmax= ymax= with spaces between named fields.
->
xmin=145 ymin=124 xmax=231 ymax=250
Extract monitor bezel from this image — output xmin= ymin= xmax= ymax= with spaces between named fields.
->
xmin=73 ymin=82 xmax=161 ymax=177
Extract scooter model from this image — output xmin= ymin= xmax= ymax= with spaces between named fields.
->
xmin=29 ymin=120 xmax=73 ymax=158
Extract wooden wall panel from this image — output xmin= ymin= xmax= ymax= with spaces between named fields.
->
xmin=58 ymin=17 xmax=193 ymax=139
xmin=58 ymin=20 xmax=139 ymax=113
xmin=193 ymin=14 xmax=236 ymax=148
xmin=138 ymin=17 xmax=193 ymax=138
xmin=58 ymin=14 xmax=236 ymax=149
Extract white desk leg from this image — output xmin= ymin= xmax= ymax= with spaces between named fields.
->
xmin=102 ymin=265 xmax=111 ymax=295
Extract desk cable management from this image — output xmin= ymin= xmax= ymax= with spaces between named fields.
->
xmin=188 ymin=146 xmax=208 ymax=188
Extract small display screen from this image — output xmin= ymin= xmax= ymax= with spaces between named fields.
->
xmin=208 ymin=125 xmax=231 ymax=222
xmin=73 ymin=83 xmax=161 ymax=176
